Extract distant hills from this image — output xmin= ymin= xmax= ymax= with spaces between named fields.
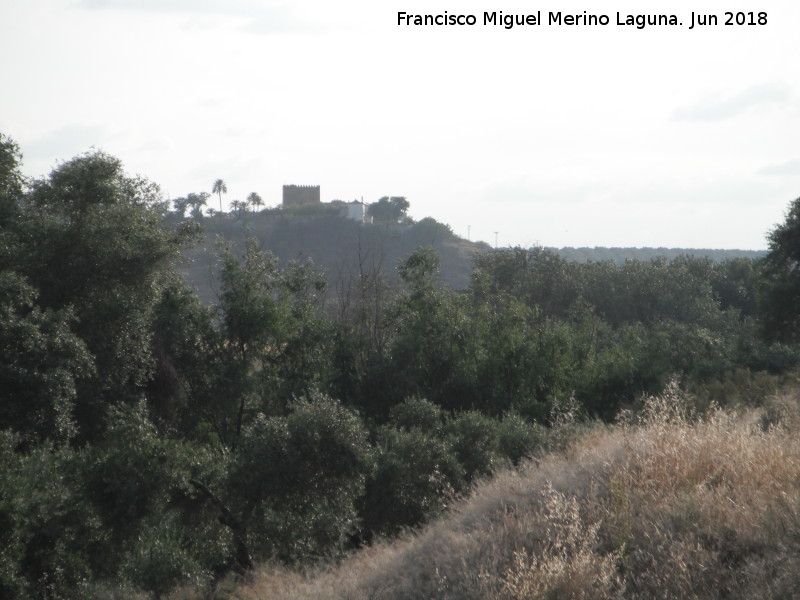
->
xmin=545 ymin=246 xmax=766 ymax=265
xmin=172 ymin=210 xmax=767 ymax=304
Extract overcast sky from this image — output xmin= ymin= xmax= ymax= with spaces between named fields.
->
xmin=2 ymin=0 xmax=799 ymax=249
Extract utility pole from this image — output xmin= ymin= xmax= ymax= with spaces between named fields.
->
xmin=494 ymin=231 xmax=498 ymax=248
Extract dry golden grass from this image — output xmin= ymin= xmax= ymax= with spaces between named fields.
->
xmin=192 ymin=385 xmax=800 ymax=600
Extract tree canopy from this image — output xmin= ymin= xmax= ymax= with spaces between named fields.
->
xmin=368 ymin=195 xmax=409 ymax=224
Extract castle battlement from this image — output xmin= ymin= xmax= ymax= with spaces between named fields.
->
xmin=282 ymin=185 xmax=321 ymax=207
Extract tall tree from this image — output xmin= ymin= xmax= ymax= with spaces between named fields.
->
xmin=19 ymin=150 xmax=200 ymax=441
xmin=0 ymin=133 xmax=24 ymax=230
xmin=761 ymin=196 xmax=800 ymax=342
xmin=212 ymin=178 xmax=227 ymax=212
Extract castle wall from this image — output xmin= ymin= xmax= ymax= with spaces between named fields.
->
xmin=282 ymin=185 xmax=321 ymax=207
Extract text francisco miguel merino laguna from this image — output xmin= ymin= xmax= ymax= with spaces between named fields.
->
xmin=397 ymin=11 xmax=767 ymax=30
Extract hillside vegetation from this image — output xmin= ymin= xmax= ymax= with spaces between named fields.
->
xmin=173 ymin=209 xmax=766 ymax=304
xmin=174 ymin=208 xmax=484 ymax=303
xmin=3 ymin=132 xmax=800 ymax=599
xmin=211 ymin=385 xmax=800 ymax=600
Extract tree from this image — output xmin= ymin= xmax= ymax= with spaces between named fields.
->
xmin=174 ymin=192 xmax=209 ymax=220
xmin=247 ymin=192 xmax=264 ymax=213
xmin=230 ymin=199 xmax=245 ymax=218
xmin=361 ymin=424 xmax=462 ymax=537
xmin=172 ymin=196 xmax=190 ymax=218
xmin=226 ymin=395 xmax=373 ymax=562
xmin=0 ymin=133 xmax=24 ymax=230
xmin=200 ymin=238 xmax=329 ymax=447
xmin=212 ymin=178 xmax=227 ymax=212
xmin=17 ymin=150 xmax=199 ymax=442
xmin=368 ymin=196 xmax=409 ymax=225
xmin=762 ymin=196 xmax=800 ymax=342
xmin=189 ymin=192 xmax=209 ymax=219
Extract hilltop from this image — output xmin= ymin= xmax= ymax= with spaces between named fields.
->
xmin=173 ymin=209 xmax=489 ymax=304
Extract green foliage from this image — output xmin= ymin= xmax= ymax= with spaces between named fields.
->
xmin=228 ymin=394 xmax=373 ymax=561
xmin=147 ymin=278 xmax=218 ymax=434
xmin=0 ymin=133 xmax=24 ymax=229
xmin=385 ymin=247 xmax=481 ymax=412
xmin=361 ymin=425 xmax=463 ymax=537
xmin=280 ymin=201 xmax=340 ymax=218
xmin=13 ymin=150 xmax=199 ymax=441
xmin=3 ymin=134 xmax=800 ymax=599
xmin=118 ymin=514 xmax=211 ymax=598
xmin=368 ymin=196 xmax=409 ymax=224
xmin=445 ymin=410 xmax=500 ymax=482
xmin=212 ymin=179 xmax=227 ymax=211
xmin=81 ymin=402 xmax=228 ymax=592
xmin=205 ymin=238 xmax=330 ymax=445
xmin=471 ymin=295 xmax=570 ymax=418
xmin=172 ymin=191 xmax=210 ymax=220
xmin=0 ymin=432 xmax=103 ymax=599
xmin=246 ymin=191 xmax=264 ymax=212
xmin=762 ymin=196 xmax=800 ymax=342
xmin=0 ymin=272 xmax=93 ymax=446
xmin=473 ymin=247 xmax=581 ymax=318
xmin=389 ymin=397 xmax=445 ymax=434
xmin=710 ymin=257 xmax=762 ymax=316
xmin=409 ymin=217 xmax=455 ymax=243
xmin=495 ymin=412 xmax=547 ymax=465
xmin=688 ymin=367 xmax=794 ymax=412
xmin=84 ymin=404 xmax=190 ymax=539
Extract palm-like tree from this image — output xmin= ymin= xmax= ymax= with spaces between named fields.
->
xmin=212 ymin=179 xmax=228 ymax=212
xmin=247 ymin=192 xmax=264 ymax=213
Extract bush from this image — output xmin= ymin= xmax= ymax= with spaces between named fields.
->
xmin=118 ymin=514 xmax=211 ymax=598
xmin=360 ymin=425 xmax=463 ymax=537
xmin=0 ymin=432 xmax=102 ymax=599
xmin=445 ymin=410 xmax=500 ymax=484
xmin=495 ymin=412 xmax=547 ymax=465
xmin=228 ymin=393 xmax=373 ymax=561
xmin=389 ymin=397 xmax=444 ymax=434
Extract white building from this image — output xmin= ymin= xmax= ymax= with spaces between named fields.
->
xmin=332 ymin=200 xmax=372 ymax=224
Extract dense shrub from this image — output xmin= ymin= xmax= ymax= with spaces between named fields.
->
xmin=227 ymin=394 xmax=373 ymax=562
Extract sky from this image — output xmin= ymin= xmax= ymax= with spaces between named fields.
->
xmin=1 ymin=0 xmax=799 ymax=250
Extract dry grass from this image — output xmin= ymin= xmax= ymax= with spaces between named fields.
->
xmin=190 ymin=385 xmax=800 ymax=600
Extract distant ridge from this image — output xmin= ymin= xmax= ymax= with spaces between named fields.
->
xmin=544 ymin=246 xmax=767 ymax=265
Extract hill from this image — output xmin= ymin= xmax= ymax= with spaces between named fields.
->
xmin=174 ymin=210 xmax=489 ymax=304
xmin=205 ymin=385 xmax=800 ymax=600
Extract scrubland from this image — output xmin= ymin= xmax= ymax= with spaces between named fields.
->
xmin=204 ymin=385 xmax=800 ymax=600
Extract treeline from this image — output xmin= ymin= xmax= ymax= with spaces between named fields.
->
xmin=1 ymin=134 xmax=799 ymax=598
xmin=546 ymin=246 xmax=766 ymax=265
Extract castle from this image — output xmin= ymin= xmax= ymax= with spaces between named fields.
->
xmin=282 ymin=185 xmax=320 ymax=207
xmin=282 ymin=184 xmax=372 ymax=224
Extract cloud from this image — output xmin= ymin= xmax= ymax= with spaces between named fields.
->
xmin=759 ymin=158 xmax=800 ymax=176
xmin=672 ymin=83 xmax=792 ymax=121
